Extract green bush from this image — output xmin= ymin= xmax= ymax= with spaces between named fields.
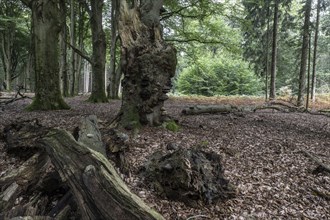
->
xmin=177 ymin=54 xmax=262 ymax=96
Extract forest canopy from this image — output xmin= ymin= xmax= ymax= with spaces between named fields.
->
xmin=0 ymin=0 xmax=329 ymax=100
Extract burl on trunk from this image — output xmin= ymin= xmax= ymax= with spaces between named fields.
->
xmin=116 ymin=0 xmax=177 ymax=129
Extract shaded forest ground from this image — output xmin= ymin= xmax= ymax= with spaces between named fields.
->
xmin=0 ymin=94 xmax=329 ymax=219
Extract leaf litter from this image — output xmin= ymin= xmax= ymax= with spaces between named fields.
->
xmin=0 ymin=96 xmax=329 ymax=219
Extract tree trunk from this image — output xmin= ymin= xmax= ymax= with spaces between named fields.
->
xmin=311 ymin=0 xmax=321 ymax=102
xmin=70 ymin=0 xmax=77 ymax=97
xmin=297 ymin=0 xmax=312 ymax=106
xmin=306 ymin=33 xmax=311 ymax=109
xmin=265 ymin=3 xmax=271 ymax=101
xmin=108 ymin=0 xmax=121 ymax=99
xmin=269 ymin=0 xmax=279 ymax=100
xmin=27 ymin=0 xmax=69 ymax=110
xmin=0 ymin=21 xmax=15 ymax=91
xmin=42 ymin=119 xmax=164 ymax=220
xmin=88 ymin=0 xmax=108 ymax=103
xmin=59 ymin=1 xmax=69 ymax=97
xmin=116 ymin=0 xmax=177 ymax=129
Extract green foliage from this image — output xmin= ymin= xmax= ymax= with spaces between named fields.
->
xmin=164 ymin=121 xmax=180 ymax=132
xmin=177 ymin=53 xmax=262 ymax=96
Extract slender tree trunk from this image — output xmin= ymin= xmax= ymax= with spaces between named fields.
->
xmin=27 ymin=0 xmax=69 ymax=110
xmin=88 ymin=0 xmax=108 ymax=103
xmin=116 ymin=0 xmax=177 ymax=129
xmin=108 ymin=0 xmax=121 ymax=99
xmin=70 ymin=0 xmax=77 ymax=96
xmin=270 ymin=0 xmax=279 ymax=100
xmin=0 ymin=25 xmax=15 ymax=91
xmin=311 ymin=0 xmax=321 ymax=102
xmin=306 ymin=33 xmax=311 ymax=109
xmin=265 ymin=3 xmax=271 ymax=101
xmin=297 ymin=0 xmax=312 ymax=106
xmin=59 ymin=1 xmax=69 ymax=97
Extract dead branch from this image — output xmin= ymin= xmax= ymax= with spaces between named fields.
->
xmin=311 ymin=188 xmax=330 ymax=201
xmin=301 ymin=150 xmax=330 ymax=173
xmin=0 ymin=86 xmax=32 ymax=109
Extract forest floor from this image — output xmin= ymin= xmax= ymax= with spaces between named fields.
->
xmin=0 ymin=94 xmax=330 ymax=219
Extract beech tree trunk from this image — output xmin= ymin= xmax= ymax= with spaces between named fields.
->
xmin=108 ymin=0 xmax=121 ymax=99
xmin=88 ymin=0 xmax=108 ymax=103
xmin=70 ymin=0 xmax=77 ymax=97
xmin=116 ymin=0 xmax=177 ymax=129
xmin=311 ymin=0 xmax=321 ymax=102
xmin=297 ymin=0 xmax=312 ymax=106
xmin=269 ymin=0 xmax=279 ymax=100
xmin=59 ymin=1 xmax=69 ymax=97
xmin=23 ymin=0 xmax=69 ymax=110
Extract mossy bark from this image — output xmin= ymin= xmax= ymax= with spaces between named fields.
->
xmin=27 ymin=0 xmax=69 ymax=111
xmin=42 ymin=122 xmax=164 ymax=220
xmin=116 ymin=0 xmax=177 ymax=129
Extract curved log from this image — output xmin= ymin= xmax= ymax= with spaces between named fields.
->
xmin=42 ymin=128 xmax=164 ymax=220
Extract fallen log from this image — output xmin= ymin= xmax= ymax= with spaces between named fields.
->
xmin=182 ymin=105 xmax=239 ymax=115
xmin=42 ymin=127 xmax=164 ymax=219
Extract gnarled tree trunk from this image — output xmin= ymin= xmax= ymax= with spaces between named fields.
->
xmin=116 ymin=0 xmax=177 ymax=129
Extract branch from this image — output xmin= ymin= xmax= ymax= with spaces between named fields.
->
xmin=20 ymin=0 xmax=32 ymax=8
xmin=66 ymin=41 xmax=93 ymax=64
xmin=301 ymin=150 xmax=330 ymax=173
xmin=165 ymin=38 xmax=224 ymax=44
xmin=77 ymin=0 xmax=91 ymax=16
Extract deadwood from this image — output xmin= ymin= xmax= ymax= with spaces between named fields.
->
xmin=0 ymin=89 xmax=32 ymax=110
xmin=182 ymin=105 xmax=239 ymax=115
xmin=301 ymin=150 xmax=330 ymax=173
xmin=42 ymin=122 xmax=164 ymax=219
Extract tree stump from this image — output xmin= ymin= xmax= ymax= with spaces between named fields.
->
xmin=143 ymin=148 xmax=235 ymax=206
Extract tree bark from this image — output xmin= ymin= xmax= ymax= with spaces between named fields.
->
xmin=70 ymin=0 xmax=77 ymax=97
xmin=297 ymin=0 xmax=312 ymax=106
xmin=311 ymin=0 xmax=321 ymax=102
xmin=108 ymin=0 xmax=121 ymax=99
xmin=182 ymin=105 xmax=239 ymax=115
xmin=269 ymin=0 xmax=279 ymax=100
xmin=26 ymin=0 xmax=70 ymax=110
xmin=59 ymin=1 xmax=69 ymax=97
xmin=42 ymin=123 xmax=164 ymax=220
xmin=116 ymin=0 xmax=177 ymax=129
xmin=88 ymin=0 xmax=108 ymax=103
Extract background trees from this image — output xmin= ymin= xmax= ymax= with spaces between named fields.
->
xmin=0 ymin=0 xmax=329 ymax=108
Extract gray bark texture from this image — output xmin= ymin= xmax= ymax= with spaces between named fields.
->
xmin=42 ymin=118 xmax=164 ymax=220
xmin=297 ymin=0 xmax=312 ymax=106
xmin=116 ymin=0 xmax=177 ymax=129
xmin=27 ymin=0 xmax=69 ymax=110
xmin=269 ymin=0 xmax=278 ymax=100
xmin=88 ymin=0 xmax=108 ymax=103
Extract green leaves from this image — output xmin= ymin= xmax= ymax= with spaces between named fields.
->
xmin=177 ymin=53 xmax=262 ymax=96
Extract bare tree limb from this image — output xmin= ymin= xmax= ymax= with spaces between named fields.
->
xmin=66 ymin=41 xmax=93 ymax=64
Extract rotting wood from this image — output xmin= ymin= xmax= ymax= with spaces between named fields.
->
xmin=311 ymin=188 xmax=330 ymax=201
xmin=301 ymin=150 xmax=330 ymax=173
xmin=73 ymin=115 xmax=106 ymax=156
xmin=182 ymin=105 xmax=239 ymax=115
xmin=42 ymin=127 xmax=164 ymax=220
